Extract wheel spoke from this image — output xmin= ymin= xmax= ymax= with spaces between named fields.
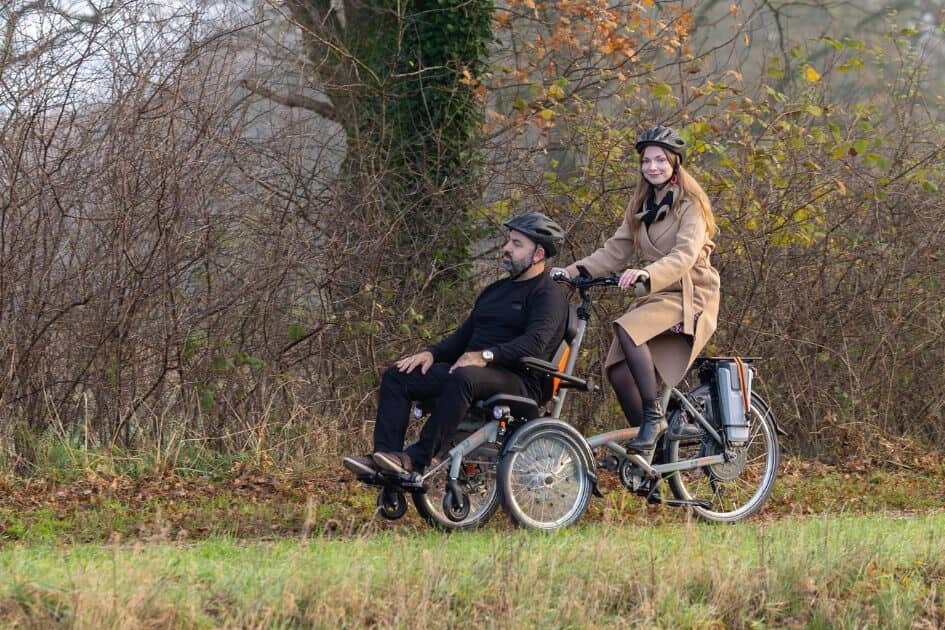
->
xmin=667 ymin=387 xmax=780 ymax=522
xmin=501 ymin=424 xmax=592 ymax=530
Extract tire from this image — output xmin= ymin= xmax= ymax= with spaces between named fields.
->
xmin=412 ymin=432 xmax=501 ymax=531
xmin=377 ymin=487 xmax=408 ymax=520
xmin=498 ymin=419 xmax=594 ymax=531
xmin=667 ymin=384 xmax=780 ymax=523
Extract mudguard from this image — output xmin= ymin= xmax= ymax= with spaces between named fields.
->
xmin=501 ymin=417 xmax=598 ymax=491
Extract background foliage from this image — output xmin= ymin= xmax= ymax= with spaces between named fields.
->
xmin=0 ymin=0 xmax=943 ymax=473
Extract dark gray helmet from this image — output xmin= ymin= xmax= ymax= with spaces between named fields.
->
xmin=635 ymin=125 xmax=686 ymax=164
xmin=503 ymin=212 xmax=565 ymax=258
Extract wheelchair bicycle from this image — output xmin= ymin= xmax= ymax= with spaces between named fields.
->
xmin=357 ymin=269 xmax=785 ymax=531
xmin=355 ymin=325 xmax=585 ymax=530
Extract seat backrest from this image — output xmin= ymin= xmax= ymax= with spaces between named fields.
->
xmin=545 ymin=304 xmax=580 ymax=401
xmin=563 ymin=303 xmax=579 ymax=344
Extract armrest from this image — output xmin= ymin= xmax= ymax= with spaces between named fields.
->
xmin=519 ymin=357 xmax=558 ymax=372
xmin=518 ymin=357 xmax=589 ymax=391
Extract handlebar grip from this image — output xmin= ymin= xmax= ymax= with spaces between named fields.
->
xmin=551 ymin=270 xmax=570 ymax=282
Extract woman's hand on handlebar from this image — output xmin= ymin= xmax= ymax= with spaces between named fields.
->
xmin=618 ymin=268 xmax=649 ymax=290
xmin=395 ymin=350 xmax=434 ymax=374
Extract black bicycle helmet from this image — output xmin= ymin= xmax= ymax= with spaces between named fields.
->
xmin=635 ymin=125 xmax=687 ymax=164
xmin=503 ymin=212 xmax=565 ymax=258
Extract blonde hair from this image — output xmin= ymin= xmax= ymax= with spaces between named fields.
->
xmin=626 ymin=149 xmax=717 ymax=239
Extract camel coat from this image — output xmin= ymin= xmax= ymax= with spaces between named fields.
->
xmin=565 ymin=194 xmax=720 ymax=388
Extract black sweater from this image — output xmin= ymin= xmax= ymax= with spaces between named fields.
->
xmin=427 ymin=273 xmax=568 ymax=381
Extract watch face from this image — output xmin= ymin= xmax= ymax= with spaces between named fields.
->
xmin=482 ymin=350 xmax=494 ymax=362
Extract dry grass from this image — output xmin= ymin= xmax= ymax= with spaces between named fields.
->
xmin=1 ymin=512 xmax=943 ymax=627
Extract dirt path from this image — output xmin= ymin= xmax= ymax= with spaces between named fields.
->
xmin=1 ymin=456 xmax=943 ymax=543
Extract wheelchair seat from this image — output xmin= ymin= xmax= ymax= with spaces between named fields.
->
xmin=474 ymin=393 xmax=541 ymax=421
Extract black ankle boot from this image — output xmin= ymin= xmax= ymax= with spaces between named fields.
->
xmin=626 ymin=399 xmax=667 ymax=453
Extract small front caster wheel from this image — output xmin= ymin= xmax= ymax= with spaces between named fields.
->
xmin=443 ymin=489 xmax=470 ymax=522
xmin=378 ymin=488 xmax=408 ymax=519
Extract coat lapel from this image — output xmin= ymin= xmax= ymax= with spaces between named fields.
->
xmin=635 ymin=218 xmax=672 ymax=261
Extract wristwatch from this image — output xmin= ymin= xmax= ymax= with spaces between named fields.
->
xmin=481 ymin=349 xmax=494 ymax=363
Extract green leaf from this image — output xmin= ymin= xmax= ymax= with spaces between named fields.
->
xmin=213 ymin=356 xmax=234 ymax=372
xmin=236 ymin=351 xmax=265 ymax=370
xmin=649 ymin=82 xmax=672 ymax=98
xmin=288 ymin=323 xmax=306 ymax=341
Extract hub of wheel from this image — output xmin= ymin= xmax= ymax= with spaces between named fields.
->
xmin=707 ymin=446 xmax=748 ymax=481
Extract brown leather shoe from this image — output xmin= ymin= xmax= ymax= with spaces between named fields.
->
xmin=372 ymin=451 xmax=414 ymax=474
xmin=343 ymin=454 xmax=378 ymax=476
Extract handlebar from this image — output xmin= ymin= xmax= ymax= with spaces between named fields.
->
xmin=552 ymin=271 xmax=618 ymax=289
xmin=552 ymin=266 xmax=645 ymax=292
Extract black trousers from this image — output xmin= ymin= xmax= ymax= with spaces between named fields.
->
xmin=373 ymin=363 xmax=538 ymax=469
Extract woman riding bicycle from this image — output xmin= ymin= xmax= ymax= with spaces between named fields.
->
xmin=551 ymin=125 xmax=720 ymax=454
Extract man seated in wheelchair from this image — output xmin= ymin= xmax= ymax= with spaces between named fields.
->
xmin=343 ymin=212 xmax=569 ymax=479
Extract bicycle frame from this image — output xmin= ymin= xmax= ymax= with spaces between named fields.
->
xmin=421 ymin=418 xmax=501 ymax=485
xmin=585 ymin=388 xmax=727 ymax=477
xmin=545 ymin=270 xmax=730 ymax=478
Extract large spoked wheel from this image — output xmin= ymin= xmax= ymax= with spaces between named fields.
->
xmin=667 ymin=384 xmax=780 ymax=523
xmin=498 ymin=419 xmax=594 ymax=531
xmin=412 ymin=433 xmax=501 ymax=531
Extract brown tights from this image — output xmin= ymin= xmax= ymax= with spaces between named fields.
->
xmin=606 ymin=324 xmax=659 ymax=427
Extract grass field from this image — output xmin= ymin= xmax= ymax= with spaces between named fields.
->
xmin=2 ymin=512 xmax=943 ymax=627
xmin=1 ymin=453 xmax=944 ymax=627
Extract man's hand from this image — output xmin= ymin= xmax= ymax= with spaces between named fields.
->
xmin=395 ymin=350 xmax=434 ymax=374
xmin=449 ymin=351 xmax=488 ymax=373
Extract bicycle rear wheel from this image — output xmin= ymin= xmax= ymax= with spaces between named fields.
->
xmin=412 ymin=432 xmax=501 ymax=531
xmin=498 ymin=419 xmax=594 ymax=531
xmin=667 ymin=385 xmax=779 ymax=523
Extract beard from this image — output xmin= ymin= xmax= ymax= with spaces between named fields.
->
xmin=500 ymin=253 xmax=532 ymax=277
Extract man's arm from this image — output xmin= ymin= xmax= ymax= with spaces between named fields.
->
xmin=426 ymin=312 xmax=474 ymax=364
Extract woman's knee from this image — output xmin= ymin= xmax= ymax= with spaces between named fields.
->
xmin=607 ymin=362 xmax=631 ymax=387
xmin=613 ymin=323 xmax=634 ymax=345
